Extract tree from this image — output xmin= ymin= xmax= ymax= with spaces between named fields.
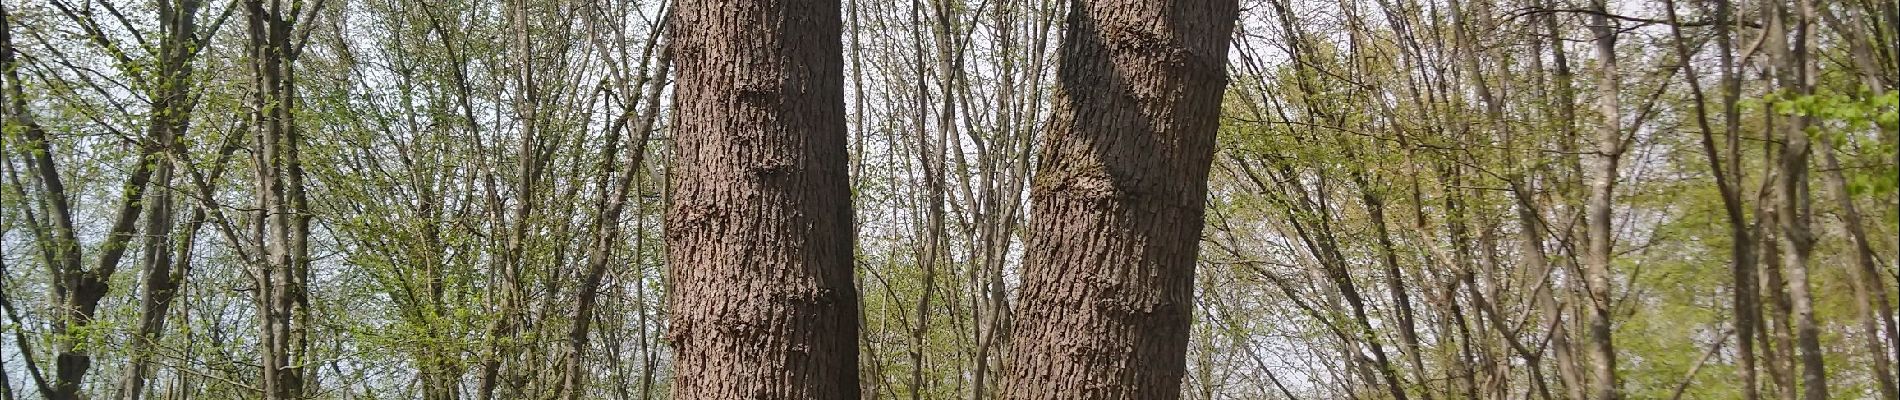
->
xmin=5 ymin=0 xmax=1899 ymax=398
xmin=243 ymin=0 xmax=321 ymax=397
xmin=663 ymin=0 xmax=861 ymax=398
xmin=1581 ymin=1 xmax=1625 ymax=398
xmin=1000 ymin=0 xmax=1237 ymax=398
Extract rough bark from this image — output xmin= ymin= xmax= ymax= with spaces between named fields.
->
xmin=999 ymin=0 xmax=1236 ymax=398
xmin=664 ymin=0 xmax=861 ymax=398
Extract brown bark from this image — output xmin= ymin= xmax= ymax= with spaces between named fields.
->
xmin=664 ymin=0 xmax=861 ymax=397
xmin=999 ymin=0 xmax=1236 ymax=398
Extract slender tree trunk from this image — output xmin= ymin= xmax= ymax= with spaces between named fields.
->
xmin=1764 ymin=0 xmax=1830 ymax=397
xmin=1700 ymin=0 xmax=1762 ymax=396
xmin=903 ymin=0 xmax=949 ymax=396
xmin=1000 ymin=0 xmax=1236 ymax=398
xmin=1523 ymin=9 xmax=1589 ymax=398
xmin=245 ymin=0 xmax=315 ymax=397
xmin=1511 ymin=185 xmax=1587 ymax=400
xmin=1759 ymin=187 xmax=1798 ymax=400
xmin=557 ymin=51 xmax=669 ymax=400
xmin=664 ymin=0 xmax=861 ymax=397
xmin=1816 ymin=127 xmax=1900 ymax=399
xmin=1581 ymin=2 xmax=1622 ymax=398
xmin=118 ymin=3 xmax=209 ymax=398
xmin=1810 ymin=7 xmax=1900 ymax=393
xmin=1365 ymin=186 xmax=1431 ymax=399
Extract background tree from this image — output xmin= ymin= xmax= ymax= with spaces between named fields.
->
xmin=2 ymin=0 xmax=1895 ymax=398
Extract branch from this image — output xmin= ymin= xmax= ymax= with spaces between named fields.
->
xmin=1511 ymin=7 xmax=1762 ymax=28
xmin=46 ymin=0 xmax=151 ymax=90
xmin=1669 ymin=328 xmax=1733 ymax=400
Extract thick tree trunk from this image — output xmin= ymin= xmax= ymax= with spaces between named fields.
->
xmin=4 ymin=5 xmax=165 ymax=399
xmin=1000 ymin=0 xmax=1236 ymax=398
xmin=664 ymin=0 xmax=861 ymax=398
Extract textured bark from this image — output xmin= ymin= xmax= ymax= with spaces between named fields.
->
xmin=664 ymin=0 xmax=860 ymax=398
xmin=1000 ymin=0 xmax=1236 ymax=398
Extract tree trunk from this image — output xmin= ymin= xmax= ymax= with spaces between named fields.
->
xmin=4 ymin=5 xmax=168 ymax=398
xmin=1765 ymin=0 xmax=1829 ymax=397
xmin=1365 ymin=186 xmax=1431 ymax=400
xmin=1759 ymin=191 xmax=1798 ymax=400
xmin=118 ymin=3 xmax=209 ymax=398
xmin=245 ymin=0 xmax=315 ymax=397
xmin=556 ymin=21 xmax=671 ymax=399
xmin=664 ymin=0 xmax=861 ymax=397
xmin=1000 ymin=0 xmax=1236 ymax=398
xmin=1699 ymin=0 xmax=1762 ymax=397
xmin=1581 ymin=2 xmax=1623 ymax=398
xmin=1816 ymin=126 xmax=1900 ymax=400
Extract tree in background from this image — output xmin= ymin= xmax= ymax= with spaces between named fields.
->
xmin=0 ymin=0 xmax=1893 ymax=398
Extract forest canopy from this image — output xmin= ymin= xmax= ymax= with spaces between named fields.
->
xmin=0 ymin=0 xmax=1895 ymax=399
